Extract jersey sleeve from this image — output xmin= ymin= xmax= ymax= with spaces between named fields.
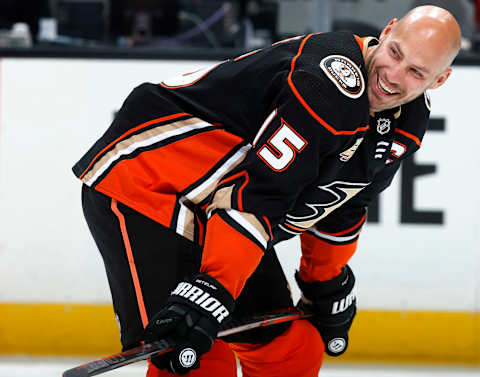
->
xmin=196 ymin=33 xmax=372 ymax=298
xmin=198 ymin=96 xmax=323 ymax=298
xmin=298 ymin=90 xmax=430 ymax=283
xmin=199 ymin=80 xmax=367 ymax=298
xmin=299 ymin=162 xmax=401 ymax=282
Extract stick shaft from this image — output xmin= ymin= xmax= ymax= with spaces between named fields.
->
xmin=62 ymin=307 xmax=312 ymax=377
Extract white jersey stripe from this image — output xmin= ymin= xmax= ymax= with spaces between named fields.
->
xmin=85 ymin=121 xmax=212 ymax=186
xmin=308 ymin=227 xmax=360 ymax=243
xmin=253 ymin=109 xmax=277 ymax=147
xmin=184 ymin=144 xmax=251 ymax=202
xmin=175 ymin=145 xmax=250 ymax=238
xmin=176 ymin=200 xmax=188 ymax=237
xmin=226 ymin=209 xmax=268 ymax=249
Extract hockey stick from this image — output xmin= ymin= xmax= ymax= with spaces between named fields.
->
xmin=62 ymin=307 xmax=312 ymax=377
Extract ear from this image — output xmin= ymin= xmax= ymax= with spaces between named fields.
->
xmin=429 ymin=68 xmax=452 ymax=89
xmin=379 ymin=18 xmax=398 ymax=42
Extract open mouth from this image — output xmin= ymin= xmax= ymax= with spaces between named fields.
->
xmin=375 ymin=74 xmax=400 ymax=97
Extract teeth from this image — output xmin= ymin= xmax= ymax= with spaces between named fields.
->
xmin=378 ymin=77 xmax=397 ymax=94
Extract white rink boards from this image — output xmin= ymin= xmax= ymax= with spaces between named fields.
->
xmin=0 ymin=58 xmax=479 ymax=363
xmin=0 ymin=58 xmax=478 ymax=311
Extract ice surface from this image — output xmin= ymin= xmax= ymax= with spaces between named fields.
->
xmin=0 ymin=357 xmax=478 ymax=377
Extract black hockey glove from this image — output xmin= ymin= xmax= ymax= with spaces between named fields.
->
xmin=295 ymin=265 xmax=356 ymax=357
xmin=144 ymin=273 xmax=234 ymax=375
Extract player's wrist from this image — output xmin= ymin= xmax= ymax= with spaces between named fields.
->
xmin=296 ymin=266 xmax=352 ymax=300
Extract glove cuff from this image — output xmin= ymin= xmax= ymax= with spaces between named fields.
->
xmin=168 ymin=273 xmax=235 ymax=325
xmin=295 ymin=265 xmax=354 ymax=301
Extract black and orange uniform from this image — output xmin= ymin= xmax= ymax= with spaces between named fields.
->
xmin=75 ymin=31 xmax=430 ymax=377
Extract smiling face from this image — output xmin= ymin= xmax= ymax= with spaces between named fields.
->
xmin=365 ymin=7 xmax=461 ymax=112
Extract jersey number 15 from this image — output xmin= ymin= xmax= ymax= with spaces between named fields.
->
xmin=257 ymin=120 xmax=307 ymax=172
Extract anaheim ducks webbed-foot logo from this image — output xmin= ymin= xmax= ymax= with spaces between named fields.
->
xmin=282 ymin=181 xmax=369 ymax=232
xmin=320 ymin=55 xmax=365 ymax=98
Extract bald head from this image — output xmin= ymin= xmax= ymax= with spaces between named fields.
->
xmin=364 ymin=5 xmax=461 ymax=111
xmin=393 ymin=5 xmax=461 ymax=69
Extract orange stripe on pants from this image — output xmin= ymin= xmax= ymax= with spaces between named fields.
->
xmin=111 ymin=199 xmax=149 ymax=328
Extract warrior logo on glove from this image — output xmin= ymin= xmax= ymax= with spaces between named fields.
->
xmin=171 ymin=280 xmax=230 ymax=323
xmin=144 ymin=273 xmax=235 ymax=375
xmin=332 ymin=289 xmax=356 ymax=314
xmin=179 ymin=348 xmax=197 ymax=368
xmin=328 ymin=338 xmax=347 ymax=354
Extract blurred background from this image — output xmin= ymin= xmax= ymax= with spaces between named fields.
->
xmin=0 ymin=0 xmax=479 ymax=376
xmin=0 ymin=0 xmax=478 ymax=52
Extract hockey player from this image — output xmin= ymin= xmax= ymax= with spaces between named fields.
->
xmin=74 ymin=5 xmax=461 ymax=377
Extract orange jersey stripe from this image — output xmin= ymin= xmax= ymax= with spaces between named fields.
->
xmin=396 ymin=128 xmax=422 ymax=147
xmin=196 ymin=213 xmax=205 ymax=246
xmin=299 ymin=231 xmax=358 ymax=282
xmin=284 ymin=222 xmax=307 ymax=232
xmin=262 ymin=216 xmax=273 ymax=240
xmin=98 ymin=184 xmax=178 ymax=232
xmin=95 ymin=129 xmax=244 ymax=228
xmin=110 ymin=199 xmax=149 ymax=328
xmin=78 ymin=113 xmax=191 ymax=179
xmin=288 ymin=34 xmax=370 ymax=136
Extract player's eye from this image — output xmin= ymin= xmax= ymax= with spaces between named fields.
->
xmin=411 ymin=68 xmax=423 ymax=78
xmin=390 ymin=47 xmax=399 ymax=58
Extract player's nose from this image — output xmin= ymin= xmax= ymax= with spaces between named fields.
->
xmin=385 ymin=65 xmax=403 ymax=87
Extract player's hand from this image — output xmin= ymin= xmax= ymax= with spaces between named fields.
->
xmin=295 ymin=265 xmax=356 ymax=357
xmin=144 ymin=273 xmax=234 ymax=375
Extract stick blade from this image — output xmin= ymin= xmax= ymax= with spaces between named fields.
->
xmin=62 ymin=340 xmax=173 ymax=377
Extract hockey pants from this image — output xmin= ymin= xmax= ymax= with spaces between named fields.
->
xmin=81 ymin=184 xmax=324 ymax=377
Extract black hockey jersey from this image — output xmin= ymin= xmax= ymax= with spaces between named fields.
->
xmin=73 ymin=32 xmax=430 ymax=297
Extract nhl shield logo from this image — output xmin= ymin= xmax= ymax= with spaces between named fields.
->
xmin=320 ymin=55 xmax=365 ymax=99
xmin=376 ymin=118 xmax=391 ymax=135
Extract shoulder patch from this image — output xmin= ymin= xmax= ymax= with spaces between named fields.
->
xmin=319 ymin=55 xmax=365 ymax=99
